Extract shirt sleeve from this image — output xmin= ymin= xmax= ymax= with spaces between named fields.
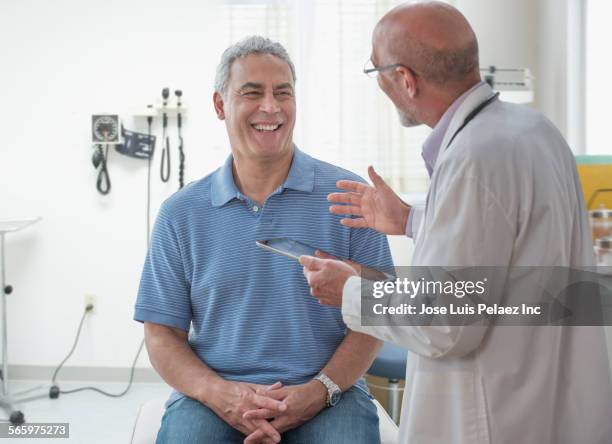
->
xmin=405 ymin=205 xmax=425 ymax=239
xmin=343 ymin=175 xmax=515 ymax=359
xmin=134 ymin=203 xmax=192 ymax=331
xmin=348 ymin=225 xmax=395 ymax=278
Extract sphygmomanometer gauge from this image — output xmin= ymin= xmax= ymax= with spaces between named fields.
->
xmin=92 ymin=114 xmax=120 ymax=144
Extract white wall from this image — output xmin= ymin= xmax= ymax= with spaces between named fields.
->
xmin=0 ymin=0 xmax=602 ymax=372
xmin=0 ymin=0 xmax=230 ymax=369
xmin=536 ymin=0 xmax=571 ymax=144
xmin=457 ymin=0 xmax=538 ymax=82
xmin=458 ymin=0 xmax=585 ymax=151
xmin=457 ymin=0 xmax=569 ymax=135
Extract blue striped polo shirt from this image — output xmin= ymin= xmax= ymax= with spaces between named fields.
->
xmin=134 ymin=147 xmax=393 ymax=404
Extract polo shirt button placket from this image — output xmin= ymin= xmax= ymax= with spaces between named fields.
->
xmin=249 ymin=201 xmax=262 ymax=219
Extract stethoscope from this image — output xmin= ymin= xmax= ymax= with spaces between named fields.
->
xmin=445 ymin=92 xmax=500 ymax=150
xmin=424 ymin=92 xmax=500 ymax=209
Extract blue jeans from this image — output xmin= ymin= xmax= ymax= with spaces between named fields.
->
xmin=156 ymin=385 xmax=381 ymax=444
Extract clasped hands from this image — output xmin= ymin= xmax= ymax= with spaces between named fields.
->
xmin=209 ymin=379 xmax=328 ymax=444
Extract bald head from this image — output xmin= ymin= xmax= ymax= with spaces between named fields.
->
xmin=374 ymin=1 xmax=480 ymax=86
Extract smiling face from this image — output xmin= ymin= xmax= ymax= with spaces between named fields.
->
xmin=213 ymin=53 xmax=296 ymax=162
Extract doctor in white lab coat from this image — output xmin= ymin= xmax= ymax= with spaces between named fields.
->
xmin=300 ymin=2 xmax=612 ymax=443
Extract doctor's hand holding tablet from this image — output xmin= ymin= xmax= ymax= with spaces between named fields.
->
xmin=256 ymin=233 xmax=392 ymax=307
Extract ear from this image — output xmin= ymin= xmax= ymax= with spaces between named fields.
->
xmin=213 ymin=91 xmax=225 ymax=120
xmin=396 ymin=66 xmax=418 ymax=99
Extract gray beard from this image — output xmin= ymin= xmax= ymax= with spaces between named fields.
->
xmin=397 ymin=107 xmax=420 ymax=127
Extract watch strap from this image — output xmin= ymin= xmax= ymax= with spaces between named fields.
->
xmin=314 ymin=372 xmax=341 ymax=407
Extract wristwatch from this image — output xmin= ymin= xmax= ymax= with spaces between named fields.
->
xmin=314 ymin=372 xmax=342 ymax=407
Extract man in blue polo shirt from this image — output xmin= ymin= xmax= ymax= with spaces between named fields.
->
xmin=134 ymin=36 xmax=394 ymax=444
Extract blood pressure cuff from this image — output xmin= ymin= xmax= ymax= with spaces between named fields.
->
xmin=115 ymin=126 xmax=156 ymax=159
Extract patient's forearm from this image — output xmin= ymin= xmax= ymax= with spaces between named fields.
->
xmin=144 ymin=322 xmax=223 ymax=405
xmin=320 ymin=330 xmax=382 ymax=391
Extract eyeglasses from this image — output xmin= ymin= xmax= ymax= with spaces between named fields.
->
xmin=363 ymin=59 xmax=414 ymax=78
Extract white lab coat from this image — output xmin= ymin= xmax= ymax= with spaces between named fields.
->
xmin=342 ymin=83 xmax=612 ymax=443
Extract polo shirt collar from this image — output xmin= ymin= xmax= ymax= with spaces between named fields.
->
xmin=210 ymin=145 xmax=315 ymax=207
xmin=210 ymin=155 xmax=240 ymax=207
xmin=282 ymin=146 xmax=315 ymax=193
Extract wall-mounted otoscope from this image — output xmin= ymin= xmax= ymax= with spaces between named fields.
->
xmin=176 ymin=89 xmax=185 ymax=189
xmin=160 ymin=88 xmax=171 ymax=183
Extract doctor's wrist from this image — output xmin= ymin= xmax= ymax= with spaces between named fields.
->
xmin=397 ymin=203 xmax=411 ymax=234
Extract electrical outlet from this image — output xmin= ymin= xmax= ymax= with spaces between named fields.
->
xmin=84 ymin=294 xmax=96 ymax=314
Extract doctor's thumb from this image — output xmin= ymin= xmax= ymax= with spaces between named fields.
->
xmin=299 ymin=255 xmax=322 ymax=270
xmin=368 ymin=166 xmax=386 ymax=188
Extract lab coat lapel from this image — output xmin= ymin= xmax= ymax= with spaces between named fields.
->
xmin=433 ymin=83 xmax=495 ymax=174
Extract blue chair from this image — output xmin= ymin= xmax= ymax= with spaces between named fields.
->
xmin=367 ymin=342 xmax=408 ymax=423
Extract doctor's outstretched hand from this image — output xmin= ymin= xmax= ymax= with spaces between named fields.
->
xmin=299 ymin=252 xmax=358 ymax=307
xmin=329 ymin=166 xmax=410 ymax=235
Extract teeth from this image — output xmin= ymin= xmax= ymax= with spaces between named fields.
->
xmin=253 ymin=123 xmax=281 ymax=132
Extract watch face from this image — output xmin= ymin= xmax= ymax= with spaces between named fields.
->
xmin=329 ymin=390 xmax=341 ymax=406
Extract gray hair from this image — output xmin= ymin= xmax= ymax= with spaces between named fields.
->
xmin=409 ymin=38 xmax=479 ymax=85
xmin=214 ymin=36 xmax=296 ymax=97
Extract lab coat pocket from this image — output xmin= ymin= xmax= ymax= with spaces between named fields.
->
xmin=405 ymin=370 xmax=491 ymax=444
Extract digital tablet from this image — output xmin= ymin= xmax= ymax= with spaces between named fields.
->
xmin=256 ymin=237 xmax=319 ymax=261
xmin=256 ymin=237 xmax=392 ymax=280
